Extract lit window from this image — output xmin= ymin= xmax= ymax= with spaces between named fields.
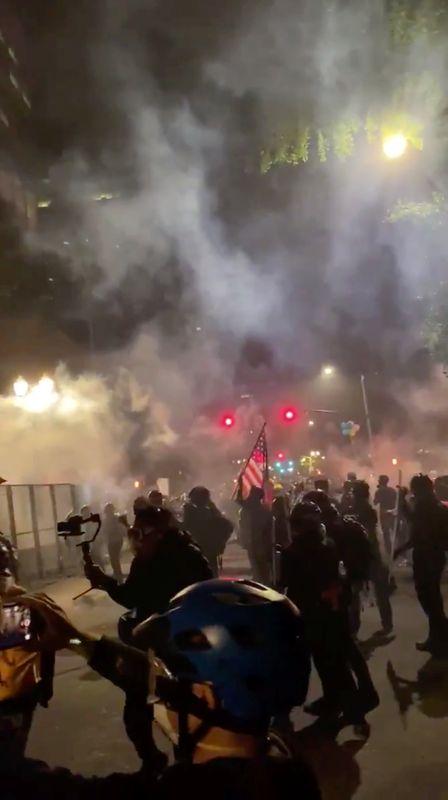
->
xmin=8 ymin=47 xmax=17 ymax=64
xmin=9 ymin=72 xmax=19 ymax=91
xmin=37 ymin=199 xmax=51 ymax=208
xmin=0 ymin=110 xmax=9 ymax=128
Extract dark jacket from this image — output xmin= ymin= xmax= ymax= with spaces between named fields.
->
xmin=238 ymin=502 xmax=272 ymax=559
xmin=399 ymin=497 xmax=448 ymax=568
xmin=281 ymin=533 xmax=341 ymax=616
xmin=374 ymin=486 xmax=396 ymax=513
xmin=352 ymin=499 xmax=380 ymax=557
xmin=103 ymin=528 xmax=212 ymax=621
xmin=324 ymin=512 xmax=372 ymax=583
xmin=182 ymin=503 xmax=233 ymax=564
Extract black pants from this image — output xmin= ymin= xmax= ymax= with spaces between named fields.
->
xmin=414 ymin=557 xmax=448 ymax=642
xmin=306 ymin=610 xmax=376 ymax=719
xmin=123 ymin=692 xmax=157 ymax=764
xmin=0 ymin=701 xmax=36 ymax=772
xmin=350 ymin=557 xmax=393 ymax=635
xmin=380 ymin=514 xmax=394 ymax=556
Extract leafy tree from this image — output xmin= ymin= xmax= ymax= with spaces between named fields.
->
xmin=261 ymin=0 xmax=447 ymax=171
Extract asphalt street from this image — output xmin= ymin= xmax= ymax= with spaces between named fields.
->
xmin=26 ymin=544 xmax=448 ymax=799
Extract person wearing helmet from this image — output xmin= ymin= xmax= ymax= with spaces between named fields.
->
xmin=1 ymin=585 xmax=321 ymax=799
xmin=183 ymin=487 xmax=234 ymax=576
xmin=281 ymin=501 xmax=378 ymax=726
xmin=396 ymin=474 xmax=448 ymax=653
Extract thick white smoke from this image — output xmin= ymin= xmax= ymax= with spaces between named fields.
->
xmin=17 ymin=1 xmax=448 ymax=494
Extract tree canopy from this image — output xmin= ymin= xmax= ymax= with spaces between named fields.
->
xmin=261 ymin=0 xmax=447 ymax=171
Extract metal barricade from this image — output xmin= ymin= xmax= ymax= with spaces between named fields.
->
xmin=0 ymin=483 xmax=79 ymax=580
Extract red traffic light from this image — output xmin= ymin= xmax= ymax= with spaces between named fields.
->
xmin=221 ymin=413 xmax=235 ymax=429
xmin=282 ymin=407 xmax=298 ymax=423
xmin=276 ymin=451 xmax=285 ymax=460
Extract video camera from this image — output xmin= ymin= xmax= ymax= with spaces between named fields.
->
xmin=57 ymin=514 xmax=101 ymax=546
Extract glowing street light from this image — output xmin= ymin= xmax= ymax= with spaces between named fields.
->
xmin=392 ymin=458 xmax=398 ymax=466
xmin=382 ymin=133 xmax=408 ymax=160
xmin=13 ymin=376 xmax=29 ymax=398
xmin=308 ymin=419 xmax=315 ymax=427
xmin=321 ymin=365 xmax=335 ymax=378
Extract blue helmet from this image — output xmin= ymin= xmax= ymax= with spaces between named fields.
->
xmin=138 ymin=579 xmax=310 ymax=724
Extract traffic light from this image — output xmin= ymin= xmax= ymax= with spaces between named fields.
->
xmin=221 ymin=413 xmax=235 ymax=429
xmin=276 ymin=451 xmax=285 ymax=461
xmin=281 ymin=406 xmax=299 ymax=423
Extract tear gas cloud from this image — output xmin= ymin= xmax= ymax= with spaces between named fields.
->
xmin=14 ymin=1 xmax=448 ymax=492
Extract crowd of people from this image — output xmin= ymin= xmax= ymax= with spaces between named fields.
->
xmin=0 ymin=469 xmax=448 ymax=798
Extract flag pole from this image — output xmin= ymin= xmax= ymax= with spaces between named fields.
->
xmin=232 ymin=421 xmax=267 ymax=499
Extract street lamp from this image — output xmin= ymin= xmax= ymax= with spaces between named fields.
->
xmin=382 ymin=133 xmax=407 ymax=160
xmin=322 ymin=365 xmax=335 ymax=377
xmin=308 ymin=419 xmax=315 ymax=427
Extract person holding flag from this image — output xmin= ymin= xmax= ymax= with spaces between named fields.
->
xmin=235 ymin=424 xmax=273 ymax=584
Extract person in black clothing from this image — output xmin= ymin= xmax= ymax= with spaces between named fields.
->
xmin=373 ymin=475 xmax=397 ymax=556
xmin=281 ymin=501 xmax=378 ymax=726
xmin=85 ymin=506 xmax=212 ymax=627
xmin=85 ymin=505 xmax=212 ymax=767
xmin=352 ymin=481 xmax=393 ymax=634
xmin=303 ymin=490 xmax=372 ymax=637
xmin=396 ymin=474 xmax=448 ymax=653
xmin=272 ymin=495 xmax=291 ymax=548
xmin=2 ymin=588 xmax=321 ymax=800
xmin=237 ymin=483 xmax=273 ymax=584
xmin=183 ymin=487 xmax=233 ymax=576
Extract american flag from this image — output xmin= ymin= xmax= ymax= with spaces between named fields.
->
xmin=239 ymin=424 xmax=269 ymax=498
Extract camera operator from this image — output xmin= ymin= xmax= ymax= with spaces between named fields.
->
xmin=84 ymin=506 xmax=212 ymax=630
xmin=2 ymin=586 xmax=321 ymax=800
xmin=84 ymin=505 xmax=212 ymax=767
xmin=0 ymin=547 xmax=54 ymax=773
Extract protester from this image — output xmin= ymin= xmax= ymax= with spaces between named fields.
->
xmin=303 ymin=489 xmax=372 ymax=637
xmin=281 ymin=501 xmax=378 ymax=727
xmin=352 ymin=481 xmax=393 ymax=634
xmin=1 ymin=585 xmax=321 ymax=799
xmin=237 ymin=482 xmax=273 ymax=584
xmin=272 ymin=495 xmax=291 ymax=549
xmin=0 ymin=546 xmax=54 ymax=773
xmin=147 ymin=489 xmax=163 ymax=506
xmin=373 ymin=475 xmax=397 ymax=556
xmin=84 ymin=504 xmax=212 ymax=767
xmin=396 ymin=474 xmax=448 ymax=653
xmin=314 ymin=478 xmax=340 ymax=511
xmin=182 ymin=486 xmax=233 ymax=576
xmin=85 ymin=505 xmax=212 ymax=636
xmin=340 ymin=475 xmax=356 ymax=515
xmin=102 ymin=503 xmax=127 ymax=582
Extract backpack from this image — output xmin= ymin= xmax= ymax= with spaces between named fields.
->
xmin=340 ymin=515 xmax=372 ymax=582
